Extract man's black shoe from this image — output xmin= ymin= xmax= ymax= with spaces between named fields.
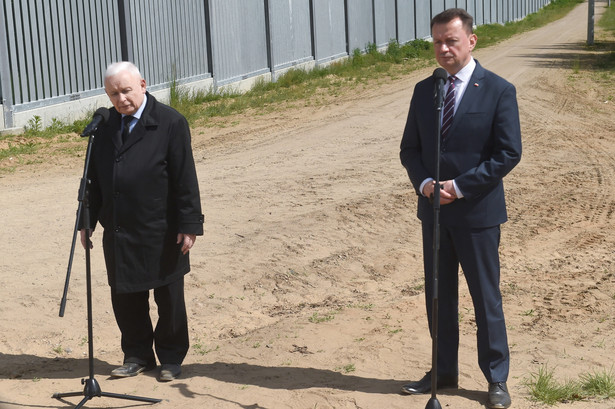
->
xmin=488 ymin=382 xmax=511 ymax=408
xmin=158 ymin=364 xmax=182 ymax=382
xmin=110 ymin=362 xmax=156 ymax=378
xmin=400 ymin=371 xmax=458 ymax=395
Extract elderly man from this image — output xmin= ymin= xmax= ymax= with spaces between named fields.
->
xmin=81 ymin=61 xmax=203 ymax=382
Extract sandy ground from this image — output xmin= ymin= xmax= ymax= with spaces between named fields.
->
xmin=1 ymin=2 xmax=614 ymax=408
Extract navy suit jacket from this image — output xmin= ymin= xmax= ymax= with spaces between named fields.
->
xmin=400 ymin=60 xmax=522 ymax=228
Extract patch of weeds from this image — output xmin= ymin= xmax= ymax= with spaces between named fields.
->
xmin=335 ymin=363 xmax=356 ymax=373
xmin=524 ymin=366 xmax=583 ymax=405
xmin=524 ymin=365 xmax=615 ymax=405
xmin=308 ymin=312 xmax=335 ymax=324
xmin=580 ymin=368 xmax=615 ymax=399
xmin=24 ymin=116 xmax=43 ymax=136
xmin=348 ymin=303 xmax=373 ymax=311
xmin=192 ymin=339 xmax=219 ymax=356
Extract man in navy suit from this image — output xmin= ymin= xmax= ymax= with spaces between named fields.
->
xmin=399 ymin=8 xmax=521 ymax=409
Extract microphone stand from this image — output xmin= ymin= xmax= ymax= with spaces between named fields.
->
xmin=426 ymin=72 xmax=446 ymax=409
xmin=54 ymin=128 xmax=161 ymax=408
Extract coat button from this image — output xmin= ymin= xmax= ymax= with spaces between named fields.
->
xmin=114 ymin=191 xmax=120 ymax=198
xmin=114 ymin=227 xmax=120 ymax=232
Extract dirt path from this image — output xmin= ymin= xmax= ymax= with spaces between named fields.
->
xmin=1 ymin=2 xmax=614 ymax=408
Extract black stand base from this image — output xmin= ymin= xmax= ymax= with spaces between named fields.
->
xmin=53 ymin=377 xmax=161 ymax=409
xmin=425 ymin=396 xmax=443 ymax=409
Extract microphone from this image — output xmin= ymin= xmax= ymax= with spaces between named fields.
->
xmin=433 ymin=68 xmax=448 ymax=109
xmin=80 ymin=107 xmax=110 ymax=137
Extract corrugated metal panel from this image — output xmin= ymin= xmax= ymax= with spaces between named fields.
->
xmin=483 ymin=0 xmax=492 ymax=24
xmin=415 ymin=2 xmax=431 ymax=38
xmin=475 ymin=0 xmax=485 ymax=26
xmin=346 ymin=0 xmax=373 ymax=52
xmin=125 ymin=0 xmax=210 ymax=88
xmin=209 ymin=0 xmax=269 ymax=85
xmin=1 ymin=0 xmax=121 ymax=105
xmin=374 ymin=0 xmax=396 ymax=48
xmin=432 ymin=0 xmax=446 ymax=17
xmin=396 ymin=0 xmax=416 ymax=43
xmin=492 ymin=0 xmax=499 ymax=23
xmin=0 ymin=0 xmax=559 ymax=128
xmin=466 ymin=0 xmax=477 ymax=25
xmin=312 ymin=0 xmax=347 ymax=63
xmin=268 ymin=0 xmax=313 ymax=71
xmin=455 ymin=0 xmax=468 ymax=10
xmin=497 ymin=0 xmax=505 ymax=23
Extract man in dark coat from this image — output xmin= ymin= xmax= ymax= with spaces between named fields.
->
xmin=80 ymin=61 xmax=204 ymax=382
xmin=399 ymin=9 xmax=521 ymax=409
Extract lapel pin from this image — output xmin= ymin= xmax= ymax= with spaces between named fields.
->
xmin=474 ymin=83 xmax=479 ymax=87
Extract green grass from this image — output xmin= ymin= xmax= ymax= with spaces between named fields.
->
xmin=335 ymin=363 xmax=356 ymax=373
xmin=308 ymin=311 xmax=335 ymax=324
xmin=580 ymin=368 xmax=615 ymax=399
xmin=595 ymin=1 xmax=615 ymax=73
xmin=525 ymin=365 xmax=615 ymax=405
xmin=169 ymin=38 xmax=432 ymax=128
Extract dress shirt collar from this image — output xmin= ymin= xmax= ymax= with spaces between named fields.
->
xmin=449 ymin=58 xmax=476 ymax=85
xmin=129 ymin=94 xmax=147 ymax=121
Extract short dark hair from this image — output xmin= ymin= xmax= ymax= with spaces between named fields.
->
xmin=431 ymin=8 xmax=474 ymax=34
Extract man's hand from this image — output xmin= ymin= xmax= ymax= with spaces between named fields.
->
xmin=177 ymin=233 xmax=197 ymax=255
xmin=423 ymin=180 xmax=457 ymax=205
xmin=79 ymin=229 xmax=94 ymax=250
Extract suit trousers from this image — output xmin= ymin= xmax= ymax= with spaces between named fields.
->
xmin=421 ymin=222 xmax=509 ymax=383
xmin=110 ymin=277 xmax=189 ymax=366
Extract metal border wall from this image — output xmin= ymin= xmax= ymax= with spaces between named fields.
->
xmin=1 ymin=0 xmax=554 ymax=131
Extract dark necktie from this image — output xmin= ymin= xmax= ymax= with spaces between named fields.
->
xmin=121 ymin=115 xmax=133 ymax=144
xmin=441 ymin=76 xmax=457 ymax=139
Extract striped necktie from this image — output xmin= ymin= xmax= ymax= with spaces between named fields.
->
xmin=441 ymin=76 xmax=457 ymax=139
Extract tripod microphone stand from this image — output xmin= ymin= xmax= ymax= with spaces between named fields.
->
xmin=54 ymin=112 xmax=161 ymax=408
xmin=425 ymin=68 xmax=449 ymax=409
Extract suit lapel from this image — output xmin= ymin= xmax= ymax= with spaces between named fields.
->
xmin=109 ymin=115 xmax=123 ymax=151
xmin=448 ymin=60 xmax=486 ymax=137
xmin=116 ymin=93 xmax=159 ymax=152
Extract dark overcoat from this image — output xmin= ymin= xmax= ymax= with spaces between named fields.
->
xmin=87 ymin=93 xmax=204 ymax=293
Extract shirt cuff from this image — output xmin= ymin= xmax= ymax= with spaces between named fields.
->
xmin=452 ymin=180 xmax=464 ymax=199
xmin=419 ymin=178 xmax=434 ymax=197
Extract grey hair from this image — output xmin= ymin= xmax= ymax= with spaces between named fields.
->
xmin=104 ymin=61 xmax=142 ymax=81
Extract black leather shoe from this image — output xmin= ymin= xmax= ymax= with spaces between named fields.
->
xmin=110 ymin=362 xmax=156 ymax=378
xmin=488 ymin=382 xmax=511 ymax=408
xmin=400 ymin=371 xmax=458 ymax=395
xmin=158 ymin=364 xmax=181 ymax=382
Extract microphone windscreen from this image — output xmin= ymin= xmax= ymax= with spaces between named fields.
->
xmin=93 ymin=107 xmax=110 ymax=123
xmin=433 ymin=68 xmax=448 ymax=82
